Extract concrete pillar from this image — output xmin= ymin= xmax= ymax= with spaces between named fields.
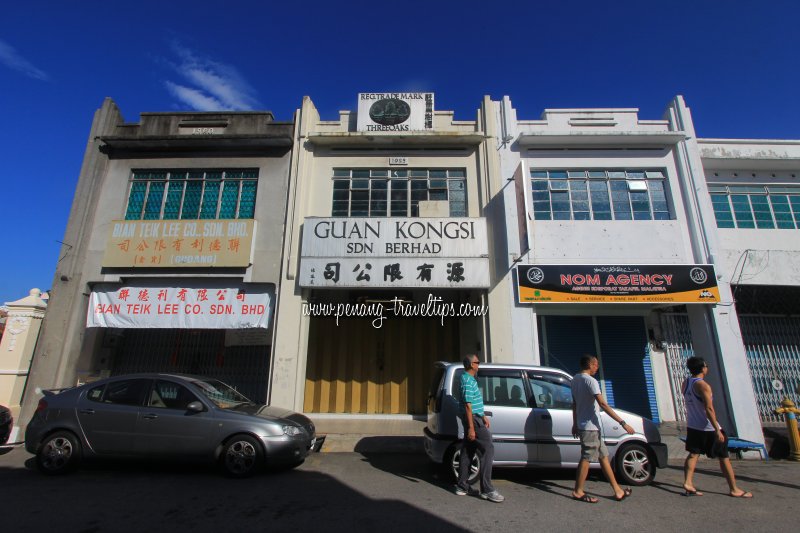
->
xmin=0 ymin=289 xmax=47 ymax=442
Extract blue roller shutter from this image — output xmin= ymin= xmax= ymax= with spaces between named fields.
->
xmin=540 ymin=316 xmax=595 ymax=376
xmin=596 ymin=316 xmax=658 ymax=422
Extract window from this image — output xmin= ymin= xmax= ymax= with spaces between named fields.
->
xmin=527 ymin=372 xmax=573 ymax=409
xmin=124 ymin=169 xmax=258 ymax=220
xmin=709 ymin=185 xmax=800 ymax=229
xmin=530 ymin=169 xmax=670 ymax=221
xmin=101 ymin=379 xmax=150 ymax=406
xmin=149 ymin=380 xmax=200 ymax=410
xmin=475 ymin=371 xmax=528 ymax=408
xmin=331 ymin=169 xmax=467 ymax=217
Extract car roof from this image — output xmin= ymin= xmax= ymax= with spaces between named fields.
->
xmin=435 ymin=361 xmax=572 ymax=378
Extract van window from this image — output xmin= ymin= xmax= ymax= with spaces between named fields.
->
xmin=476 ymin=370 xmax=528 ymax=408
xmin=528 ymin=372 xmax=572 ymax=409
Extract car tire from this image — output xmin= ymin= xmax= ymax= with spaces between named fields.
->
xmin=220 ymin=434 xmax=263 ymax=478
xmin=615 ymin=442 xmax=655 ymax=486
xmin=36 ymin=431 xmax=81 ymax=475
xmin=444 ymin=443 xmax=481 ymax=485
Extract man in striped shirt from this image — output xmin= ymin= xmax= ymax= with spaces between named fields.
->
xmin=455 ymin=354 xmax=504 ymax=502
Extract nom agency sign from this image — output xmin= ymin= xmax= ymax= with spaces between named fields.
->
xmin=516 ymin=264 xmax=720 ymax=304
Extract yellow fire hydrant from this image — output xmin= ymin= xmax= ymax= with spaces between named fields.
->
xmin=774 ymin=397 xmax=800 ymax=461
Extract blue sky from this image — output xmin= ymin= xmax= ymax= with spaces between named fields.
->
xmin=1 ymin=1 xmax=798 ymax=304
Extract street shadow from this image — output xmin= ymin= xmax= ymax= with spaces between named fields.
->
xmin=664 ymin=463 xmax=800 ymax=491
xmin=355 ymin=436 xmax=583 ymax=500
xmin=0 ymin=449 xmax=468 ymax=533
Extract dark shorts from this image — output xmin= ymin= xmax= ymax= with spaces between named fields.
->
xmin=685 ymin=428 xmax=729 ymax=458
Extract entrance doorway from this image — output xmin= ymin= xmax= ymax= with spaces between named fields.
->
xmin=304 ymin=316 xmax=460 ymax=414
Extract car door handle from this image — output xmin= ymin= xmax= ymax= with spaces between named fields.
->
xmin=484 ymin=411 xmax=492 ymax=417
xmin=142 ymin=413 xmax=159 ymax=419
xmin=540 ymin=414 xmax=552 ymax=420
xmin=79 ymin=409 xmax=95 ymax=415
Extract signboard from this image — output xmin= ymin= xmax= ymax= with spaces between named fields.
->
xmin=300 ymin=217 xmax=490 ymax=288
xmin=357 ymin=92 xmax=434 ymax=132
xmin=516 ymin=264 xmax=720 ymax=304
xmin=102 ymin=219 xmax=255 ymax=268
xmin=87 ymin=282 xmax=272 ymax=329
xmin=512 ymin=162 xmax=531 ymax=256
xmin=300 ymin=258 xmax=489 ymax=288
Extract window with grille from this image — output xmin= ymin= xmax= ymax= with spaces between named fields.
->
xmin=331 ymin=169 xmax=467 ymax=217
xmin=709 ymin=185 xmax=800 ymax=229
xmin=124 ymin=169 xmax=258 ymax=220
xmin=529 ymin=169 xmax=670 ymax=221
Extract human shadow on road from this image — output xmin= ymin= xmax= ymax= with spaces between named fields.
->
xmin=664 ymin=463 xmax=800 ymax=491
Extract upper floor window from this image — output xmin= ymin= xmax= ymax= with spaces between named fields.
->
xmin=124 ymin=169 xmax=258 ymax=221
xmin=331 ymin=169 xmax=467 ymax=217
xmin=530 ymin=169 xmax=670 ymax=221
xmin=709 ymin=185 xmax=800 ymax=229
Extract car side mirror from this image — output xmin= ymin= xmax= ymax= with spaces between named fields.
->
xmin=186 ymin=401 xmax=205 ymax=412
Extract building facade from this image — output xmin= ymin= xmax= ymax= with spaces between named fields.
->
xmin=19 ymin=99 xmax=294 ymax=427
xmin=18 ymin=93 xmax=800 ymax=447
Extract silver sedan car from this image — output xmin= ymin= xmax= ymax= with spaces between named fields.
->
xmin=424 ymin=362 xmax=667 ymax=486
xmin=25 ymin=373 xmax=321 ymax=477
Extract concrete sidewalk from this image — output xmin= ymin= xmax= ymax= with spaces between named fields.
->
xmin=311 ymin=416 xmax=767 ymax=460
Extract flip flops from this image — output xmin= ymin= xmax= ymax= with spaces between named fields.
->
xmin=614 ymin=488 xmax=633 ymax=502
xmin=572 ymin=493 xmax=599 ymax=504
xmin=682 ymin=488 xmax=704 ymax=496
xmin=730 ymin=491 xmax=753 ymax=498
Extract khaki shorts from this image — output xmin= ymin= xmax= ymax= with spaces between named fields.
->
xmin=578 ymin=430 xmax=609 ymax=462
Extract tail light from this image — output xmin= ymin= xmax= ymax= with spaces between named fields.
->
xmin=35 ymin=399 xmax=48 ymax=413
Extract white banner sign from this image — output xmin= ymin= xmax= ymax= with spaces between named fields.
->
xmin=300 ymin=258 xmax=489 ymax=288
xmin=357 ymin=92 xmax=434 ymax=132
xmin=87 ymin=283 xmax=272 ymax=329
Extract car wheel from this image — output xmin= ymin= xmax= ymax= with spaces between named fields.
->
xmin=444 ymin=443 xmax=481 ymax=485
xmin=220 ymin=434 xmax=263 ymax=478
xmin=36 ymin=431 xmax=81 ymax=475
xmin=615 ymin=442 xmax=655 ymax=486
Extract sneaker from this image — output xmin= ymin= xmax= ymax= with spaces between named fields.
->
xmin=454 ymin=486 xmax=468 ymax=496
xmin=480 ymin=490 xmax=505 ymax=503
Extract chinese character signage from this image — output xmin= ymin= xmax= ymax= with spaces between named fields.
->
xmin=101 ymin=220 xmax=255 ymax=268
xmin=357 ymin=93 xmax=434 ymax=132
xmin=86 ymin=282 xmax=272 ymax=329
xmin=516 ymin=264 xmax=720 ymax=304
xmin=299 ymin=217 xmax=489 ymax=288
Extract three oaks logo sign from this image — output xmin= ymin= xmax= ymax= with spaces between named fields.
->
xmin=369 ymin=98 xmax=411 ymax=126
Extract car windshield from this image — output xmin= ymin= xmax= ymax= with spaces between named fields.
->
xmin=190 ymin=378 xmax=252 ymax=409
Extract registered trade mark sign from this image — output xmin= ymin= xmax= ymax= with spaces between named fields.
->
xmin=516 ymin=264 xmax=720 ymax=304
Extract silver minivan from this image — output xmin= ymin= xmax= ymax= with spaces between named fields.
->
xmin=423 ymin=362 xmax=668 ymax=486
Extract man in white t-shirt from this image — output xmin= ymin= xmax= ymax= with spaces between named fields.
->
xmin=571 ymin=354 xmax=635 ymax=503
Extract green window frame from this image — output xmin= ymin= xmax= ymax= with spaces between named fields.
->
xmin=709 ymin=184 xmax=800 ymax=229
xmin=124 ymin=169 xmax=258 ymax=220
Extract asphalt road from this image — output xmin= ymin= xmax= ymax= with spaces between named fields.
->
xmin=1 ymin=445 xmax=797 ymax=532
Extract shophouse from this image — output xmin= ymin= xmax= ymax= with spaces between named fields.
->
xmin=697 ymin=139 xmax=800 ymax=426
xmin=19 ymin=99 xmax=293 ymax=426
xmin=490 ymin=96 xmax=765 ymax=443
xmin=270 ymin=94 xmax=504 ymax=415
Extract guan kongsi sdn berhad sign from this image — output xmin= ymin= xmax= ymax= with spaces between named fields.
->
xmin=357 ymin=93 xmax=434 ymax=132
xmin=516 ymin=264 xmax=720 ymax=304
